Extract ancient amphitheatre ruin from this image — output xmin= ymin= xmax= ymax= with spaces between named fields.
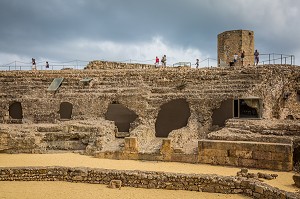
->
xmin=0 ymin=30 xmax=300 ymax=198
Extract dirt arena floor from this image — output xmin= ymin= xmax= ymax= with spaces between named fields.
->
xmin=0 ymin=153 xmax=298 ymax=199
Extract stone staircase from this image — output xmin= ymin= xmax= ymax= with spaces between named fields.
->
xmin=0 ymin=65 xmax=298 ymax=125
xmin=0 ymin=67 xmax=264 ymax=100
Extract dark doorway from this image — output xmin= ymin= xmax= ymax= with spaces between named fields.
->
xmin=59 ymin=102 xmax=73 ymax=119
xmin=232 ymin=98 xmax=261 ymax=119
xmin=212 ymin=99 xmax=233 ymax=127
xmin=293 ymin=145 xmax=300 ymax=171
xmin=233 ymin=99 xmax=239 ymax=118
xmin=239 ymin=99 xmax=259 ymax=118
xmin=105 ymin=103 xmax=138 ymax=132
xmin=155 ymin=99 xmax=191 ymax=138
xmin=9 ymin=102 xmax=23 ymax=119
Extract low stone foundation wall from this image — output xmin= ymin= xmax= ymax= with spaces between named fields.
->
xmin=198 ymin=140 xmax=293 ymax=171
xmin=0 ymin=166 xmax=299 ymax=199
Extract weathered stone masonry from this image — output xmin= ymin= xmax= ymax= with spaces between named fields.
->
xmin=0 ymin=166 xmax=299 ymax=199
xmin=0 ymin=62 xmax=300 ymax=171
xmin=218 ymin=30 xmax=254 ymax=66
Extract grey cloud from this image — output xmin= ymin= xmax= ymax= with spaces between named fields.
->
xmin=0 ymin=0 xmax=299 ymax=64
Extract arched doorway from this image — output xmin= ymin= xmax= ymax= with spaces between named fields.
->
xmin=9 ymin=102 xmax=23 ymax=119
xmin=212 ymin=99 xmax=233 ymax=127
xmin=59 ymin=102 xmax=73 ymax=120
xmin=105 ymin=103 xmax=138 ymax=132
xmin=155 ymin=99 xmax=191 ymax=137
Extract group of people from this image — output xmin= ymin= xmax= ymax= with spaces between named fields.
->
xmin=31 ymin=58 xmax=49 ymax=70
xmin=155 ymin=49 xmax=260 ymax=69
xmin=155 ymin=55 xmax=167 ymax=68
xmin=155 ymin=55 xmax=201 ymax=68
xmin=232 ymin=49 xmax=260 ymax=66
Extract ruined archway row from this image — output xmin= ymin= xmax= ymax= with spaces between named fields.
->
xmin=5 ymin=98 xmax=268 ymax=137
xmin=5 ymin=99 xmax=192 ymax=138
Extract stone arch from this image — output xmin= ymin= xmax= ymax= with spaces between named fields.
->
xmin=212 ymin=99 xmax=233 ymax=128
xmin=155 ymin=99 xmax=191 ymax=138
xmin=59 ymin=102 xmax=73 ymax=120
xmin=9 ymin=102 xmax=23 ymax=119
xmin=105 ymin=103 xmax=138 ymax=132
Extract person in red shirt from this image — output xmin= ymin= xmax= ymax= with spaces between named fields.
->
xmin=155 ymin=56 xmax=159 ymax=68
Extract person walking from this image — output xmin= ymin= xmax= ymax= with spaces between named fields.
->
xmin=195 ymin=59 xmax=199 ymax=68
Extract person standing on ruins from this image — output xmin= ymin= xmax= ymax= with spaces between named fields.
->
xmin=31 ymin=58 xmax=36 ymax=70
xmin=254 ymin=49 xmax=259 ymax=65
xmin=155 ymin=56 xmax=159 ymax=68
xmin=45 ymin=61 xmax=49 ymax=69
xmin=233 ymin=53 xmax=238 ymax=65
xmin=161 ymin=55 xmax=167 ymax=67
xmin=241 ymin=50 xmax=245 ymax=66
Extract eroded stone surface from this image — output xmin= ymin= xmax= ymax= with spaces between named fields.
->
xmin=0 ymin=63 xmax=299 ymax=171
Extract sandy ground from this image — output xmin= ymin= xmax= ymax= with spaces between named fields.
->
xmin=0 ymin=153 xmax=298 ymax=198
xmin=0 ymin=181 xmax=250 ymax=199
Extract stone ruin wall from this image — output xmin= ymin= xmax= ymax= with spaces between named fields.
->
xmin=0 ymin=61 xmax=300 ymax=171
xmin=1 ymin=166 xmax=299 ymax=199
xmin=218 ymin=30 xmax=254 ymax=66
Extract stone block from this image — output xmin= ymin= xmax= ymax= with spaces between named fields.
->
xmin=256 ymin=160 xmax=279 ymax=170
xmin=229 ymin=150 xmax=252 ymax=159
xmin=253 ymin=151 xmax=272 ymax=160
xmin=124 ymin=137 xmax=138 ymax=153
xmin=234 ymin=142 xmax=257 ymax=151
xmin=115 ymin=132 xmax=130 ymax=138
xmin=255 ymin=143 xmax=277 ymax=152
xmin=200 ymin=149 xmax=228 ymax=157
xmin=225 ymin=157 xmax=239 ymax=166
xmin=282 ymin=162 xmax=293 ymax=171
xmin=238 ymin=158 xmax=257 ymax=168
xmin=214 ymin=156 xmax=238 ymax=166
xmin=271 ymin=152 xmax=289 ymax=161
xmin=161 ymin=139 xmax=171 ymax=153
xmin=198 ymin=155 xmax=215 ymax=164
xmin=171 ymin=154 xmax=197 ymax=163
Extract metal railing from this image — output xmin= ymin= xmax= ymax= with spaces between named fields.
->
xmin=259 ymin=53 xmax=295 ymax=66
xmin=0 ymin=60 xmax=90 ymax=71
xmin=0 ymin=54 xmax=295 ymax=71
xmin=173 ymin=62 xmax=191 ymax=67
xmin=199 ymin=58 xmax=218 ymax=68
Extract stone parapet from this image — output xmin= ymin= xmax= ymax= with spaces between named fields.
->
xmin=0 ymin=166 xmax=299 ymax=199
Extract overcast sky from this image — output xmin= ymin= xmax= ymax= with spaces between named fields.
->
xmin=0 ymin=0 xmax=299 ymax=68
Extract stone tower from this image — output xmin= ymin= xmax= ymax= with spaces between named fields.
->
xmin=218 ymin=30 xmax=254 ymax=67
